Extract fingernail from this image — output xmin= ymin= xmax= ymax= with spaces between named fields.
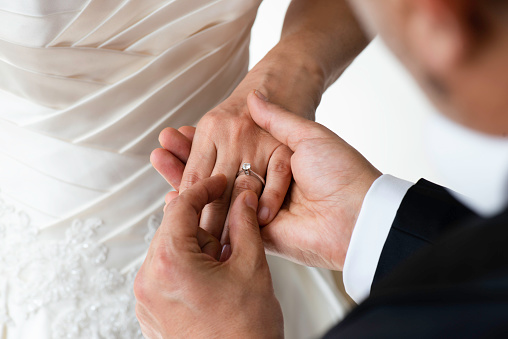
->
xmin=219 ymin=244 xmax=232 ymax=262
xmin=245 ymin=192 xmax=258 ymax=211
xmin=258 ymin=207 xmax=270 ymax=222
xmin=254 ymin=90 xmax=268 ymax=102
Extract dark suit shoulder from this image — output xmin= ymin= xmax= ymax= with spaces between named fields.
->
xmin=373 ymin=179 xmax=478 ymax=285
xmin=325 ymin=211 xmax=508 ymax=339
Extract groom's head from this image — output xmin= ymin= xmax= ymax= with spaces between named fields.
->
xmin=348 ymin=0 xmax=508 ymax=136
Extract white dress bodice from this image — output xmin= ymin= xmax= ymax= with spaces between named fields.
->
xmin=0 ymin=1 xmax=346 ymax=338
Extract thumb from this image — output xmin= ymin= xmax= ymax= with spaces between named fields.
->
xmin=247 ymin=90 xmax=320 ymax=152
xmin=228 ymin=190 xmax=266 ymax=266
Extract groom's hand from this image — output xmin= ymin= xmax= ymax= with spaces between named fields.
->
xmin=134 ymin=175 xmax=283 ymax=339
xmin=247 ymin=90 xmax=382 ymax=270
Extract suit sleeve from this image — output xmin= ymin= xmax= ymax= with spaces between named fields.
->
xmin=372 ymin=179 xmax=477 ymax=287
xmin=323 ymin=181 xmax=498 ymax=339
xmin=343 ymin=174 xmax=413 ymax=303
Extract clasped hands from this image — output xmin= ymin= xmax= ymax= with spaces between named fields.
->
xmin=134 ymin=91 xmax=381 ymax=338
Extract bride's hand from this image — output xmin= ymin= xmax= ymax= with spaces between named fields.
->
xmin=152 ymin=91 xmax=382 ymax=271
xmin=152 ymin=48 xmax=325 ymax=245
xmin=180 ymin=95 xmax=292 ymax=245
xmin=155 ymin=96 xmax=292 ymax=246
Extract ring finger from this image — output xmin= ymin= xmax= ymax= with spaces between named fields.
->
xmin=220 ymin=161 xmax=265 ymax=244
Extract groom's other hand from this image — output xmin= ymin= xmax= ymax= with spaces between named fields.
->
xmin=248 ymin=90 xmax=382 ymax=271
xmin=134 ymin=175 xmax=283 ymax=339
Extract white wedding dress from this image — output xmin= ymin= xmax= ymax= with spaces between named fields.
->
xmin=0 ymin=0 xmax=347 ymax=338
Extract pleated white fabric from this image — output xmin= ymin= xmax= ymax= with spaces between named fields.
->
xmin=0 ymin=1 xmax=347 ymax=338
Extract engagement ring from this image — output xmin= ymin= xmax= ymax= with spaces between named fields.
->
xmin=236 ymin=163 xmax=266 ymax=187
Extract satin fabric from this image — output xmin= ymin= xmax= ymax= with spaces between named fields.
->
xmin=0 ymin=1 xmax=347 ymax=338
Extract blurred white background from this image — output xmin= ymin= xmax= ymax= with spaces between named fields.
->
xmin=249 ymin=0 xmax=443 ymax=185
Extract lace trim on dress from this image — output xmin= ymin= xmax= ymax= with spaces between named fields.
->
xmin=0 ymin=193 xmax=161 ymax=338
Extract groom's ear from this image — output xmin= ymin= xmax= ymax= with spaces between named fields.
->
xmin=399 ymin=0 xmax=473 ymax=77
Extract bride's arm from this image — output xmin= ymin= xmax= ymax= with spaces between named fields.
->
xmin=251 ymin=0 xmax=369 ymax=119
xmin=153 ymin=0 xmax=370 ymax=244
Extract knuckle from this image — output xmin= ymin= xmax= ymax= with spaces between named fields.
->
xmin=263 ymin=188 xmax=284 ymax=203
xmin=152 ymin=246 xmax=175 ymax=278
xmin=270 ymin=158 xmax=291 ymax=176
xmin=228 ymin=119 xmax=256 ymax=140
xmin=180 ymin=171 xmax=201 ymax=190
xmin=242 ymin=217 xmax=259 ymax=232
xmin=234 ymin=177 xmax=261 ymax=193
xmin=205 ymin=196 xmax=229 ymax=212
xmin=198 ymin=110 xmax=222 ymax=128
xmin=198 ymin=107 xmax=260 ymax=146
xmin=238 ymin=210 xmax=259 ymax=228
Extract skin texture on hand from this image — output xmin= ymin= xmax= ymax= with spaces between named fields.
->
xmin=152 ymin=91 xmax=382 ymax=271
xmin=248 ymin=91 xmax=382 ymax=270
xmin=175 ymin=83 xmax=293 ymax=246
xmin=134 ymin=176 xmax=283 ymax=339
xmin=162 ymin=0 xmax=369 ymax=248
xmin=170 ymin=39 xmax=327 ymax=246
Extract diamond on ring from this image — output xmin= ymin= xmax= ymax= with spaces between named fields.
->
xmin=236 ymin=163 xmax=266 ymax=187
xmin=242 ymin=163 xmax=251 ymax=175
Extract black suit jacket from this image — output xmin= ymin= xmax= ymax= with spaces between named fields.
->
xmin=324 ymin=179 xmax=508 ymax=338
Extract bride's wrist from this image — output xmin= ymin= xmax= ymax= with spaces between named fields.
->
xmin=242 ymin=42 xmax=327 ymax=120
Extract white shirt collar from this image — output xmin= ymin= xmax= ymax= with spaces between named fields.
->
xmin=426 ymin=113 xmax=508 ymax=217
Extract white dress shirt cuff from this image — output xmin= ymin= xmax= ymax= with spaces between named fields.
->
xmin=343 ymin=174 xmax=414 ymax=304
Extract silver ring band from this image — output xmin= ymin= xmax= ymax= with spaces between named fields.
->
xmin=236 ymin=163 xmax=266 ymax=187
